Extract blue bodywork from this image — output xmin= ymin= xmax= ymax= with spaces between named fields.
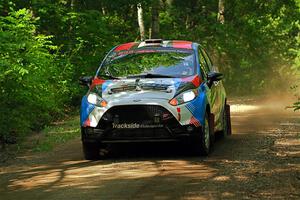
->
xmin=80 ymin=96 xmax=95 ymax=126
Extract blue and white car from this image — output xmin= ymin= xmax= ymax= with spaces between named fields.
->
xmin=79 ymin=39 xmax=231 ymax=160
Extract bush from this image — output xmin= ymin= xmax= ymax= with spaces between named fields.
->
xmin=0 ymin=9 xmax=72 ymax=143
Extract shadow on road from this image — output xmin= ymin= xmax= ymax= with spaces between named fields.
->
xmin=0 ymin=99 xmax=299 ymax=199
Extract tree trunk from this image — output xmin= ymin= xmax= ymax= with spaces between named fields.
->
xmin=101 ymin=7 xmax=106 ymax=15
xmin=217 ymin=0 xmax=225 ymax=24
xmin=69 ymin=0 xmax=75 ymax=10
xmin=68 ymin=0 xmax=75 ymax=53
xmin=137 ymin=3 xmax=145 ymax=41
xmin=150 ymin=0 xmax=160 ymax=39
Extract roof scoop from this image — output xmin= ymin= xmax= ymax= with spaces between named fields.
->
xmin=144 ymin=39 xmax=163 ymax=44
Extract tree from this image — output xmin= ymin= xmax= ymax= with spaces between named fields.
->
xmin=218 ymin=0 xmax=225 ymax=24
xmin=0 ymin=8 xmax=71 ymax=144
xmin=1 ymin=0 xmax=299 ymax=145
xmin=150 ymin=0 xmax=160 ymax=38
xmin=137 ymin=3 xmax=145 ymax=41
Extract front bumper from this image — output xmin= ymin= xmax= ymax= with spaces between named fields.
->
xmin=80 ymin=95 xmax=207 ymax=129
xmin=81 ymin=104 xmax=203 ymax=143
xmin=81 ymin=125 xmax=200 ymax=143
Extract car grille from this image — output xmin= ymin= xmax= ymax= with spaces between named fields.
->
xmin=100 ymin=105 xmax=171 ymax=124
xmin=96 ymin=105 xmax=186 ymax=139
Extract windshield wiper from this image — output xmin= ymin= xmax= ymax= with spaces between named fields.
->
xmin=127 ymin=73 xmax=175 ymax=78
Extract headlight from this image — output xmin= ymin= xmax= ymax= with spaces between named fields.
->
xmin=87 ymin=93 xmax=107 ymax=107
xmin=169 ymin=90 xmax=198 ymax=106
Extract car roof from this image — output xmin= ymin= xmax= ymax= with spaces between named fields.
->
xmin=114 ymin=40 xmax=195 ymax=52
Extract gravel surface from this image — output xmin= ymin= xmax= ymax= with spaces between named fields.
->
xmin=0 ymin=98 xmax=299 ymax=200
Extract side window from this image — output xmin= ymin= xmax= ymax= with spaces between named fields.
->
xmin=198 ymin=48 xmax=210 ymax=80
xmin=200 ymin=48 xmax=213 ymax=71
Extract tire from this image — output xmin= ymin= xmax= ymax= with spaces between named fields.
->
xmin=191 ymin=112 xmax=214 ymax=156
xmin=82 ymin=142 xmax=100 ymax=160
xmin=226 ymin=104 xmax=232 ymax=135
xmin=222 ymin=104 xmax=232 ymax=136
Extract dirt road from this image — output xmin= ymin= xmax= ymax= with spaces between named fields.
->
xmin=0 ymin=98 xmax=299 ymax=200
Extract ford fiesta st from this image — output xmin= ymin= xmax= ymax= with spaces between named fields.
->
xmin=79 ymin=39 xmax=231 ymax=160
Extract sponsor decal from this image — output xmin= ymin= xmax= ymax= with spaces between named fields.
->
xmin=113 ymin=48 xmax=193 ymax=58
xmin=112 ymin=123 xmax=163 ymax=129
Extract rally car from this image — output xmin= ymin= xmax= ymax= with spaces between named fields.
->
xmin=79 ymin=39 xmax=231 ymax=160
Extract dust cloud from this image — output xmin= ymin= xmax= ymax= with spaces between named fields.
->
xmin=229 ymin=93 xmax=299 ymax=115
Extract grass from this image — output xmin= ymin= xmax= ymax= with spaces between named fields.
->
xmin=0 ymin=114 xmax=81 ymax=163
xmin=32 ymin=115 xmax=80 ymax=152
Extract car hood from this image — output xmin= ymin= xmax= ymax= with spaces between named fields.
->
xmin=91 ymin=76 xmax=201 ymax=101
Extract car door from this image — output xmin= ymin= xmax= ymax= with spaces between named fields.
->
xmin=198 ymin=47 xmax=225 ymax=131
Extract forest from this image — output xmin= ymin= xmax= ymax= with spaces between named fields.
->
xmin=0 ymin=0 xmax=299 ymax=144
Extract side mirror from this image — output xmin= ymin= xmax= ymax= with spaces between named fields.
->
xmin=79 ymin=76 xmax=93 ymax=86
xmin=207 ymin=72 xmax=223 ymax=88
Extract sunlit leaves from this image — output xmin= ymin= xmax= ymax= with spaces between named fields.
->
xmin=0 ymin=8 xmax=72 ymax=141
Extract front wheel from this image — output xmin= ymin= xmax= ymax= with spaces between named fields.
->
xmin=191 ymin=112 xmax=214 ymax=156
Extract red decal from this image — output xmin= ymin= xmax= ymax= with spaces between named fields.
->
xmin=114 ymin=42 xmax=137 ymax=52
xmin=190 ymin=117 xmax=201 ymax=127
xmin=181 ymin=75 xmax=202 ymax=87
xmin=177 ymin=107 xmax=181 ymax=120
xmin=84 ymin=118 xmax=90 ymax=127
xmin=172 ymin=41 xmax=192 ymax=49
xmin=90 ymin=77 xmax=105 ymax=89
xmin=191 ymin=75 xmax=201 ymax=87
xmin=93 ymin=77 xmax=105 ymax=85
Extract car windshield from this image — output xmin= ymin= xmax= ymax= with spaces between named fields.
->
xmin=98 ymin=48 xmax=196 ymax=79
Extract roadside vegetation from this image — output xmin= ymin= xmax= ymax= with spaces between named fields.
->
xmin=0 ymin=0 xmax=299 ymax=147
xmin=32 ymin=115 xmax=79 ymax=152
xmin=0 ymin=114 xmax=79 ymax=162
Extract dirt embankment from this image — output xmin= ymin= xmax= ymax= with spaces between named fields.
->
xmin=0 ymin=97 xmax=299 ymax=200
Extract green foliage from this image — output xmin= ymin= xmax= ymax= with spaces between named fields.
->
xmin=291 ymin=0 xmax=300 ymax=110
xmin=33 ymin=116 xmax=79 ymax=152
xmin=158 ymin=0 xmax=299 ymax=95
xmin=0 ymin=0 xmax=299 ymax=145
xmin=0 ymin=9 xmax=72 ymax=142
